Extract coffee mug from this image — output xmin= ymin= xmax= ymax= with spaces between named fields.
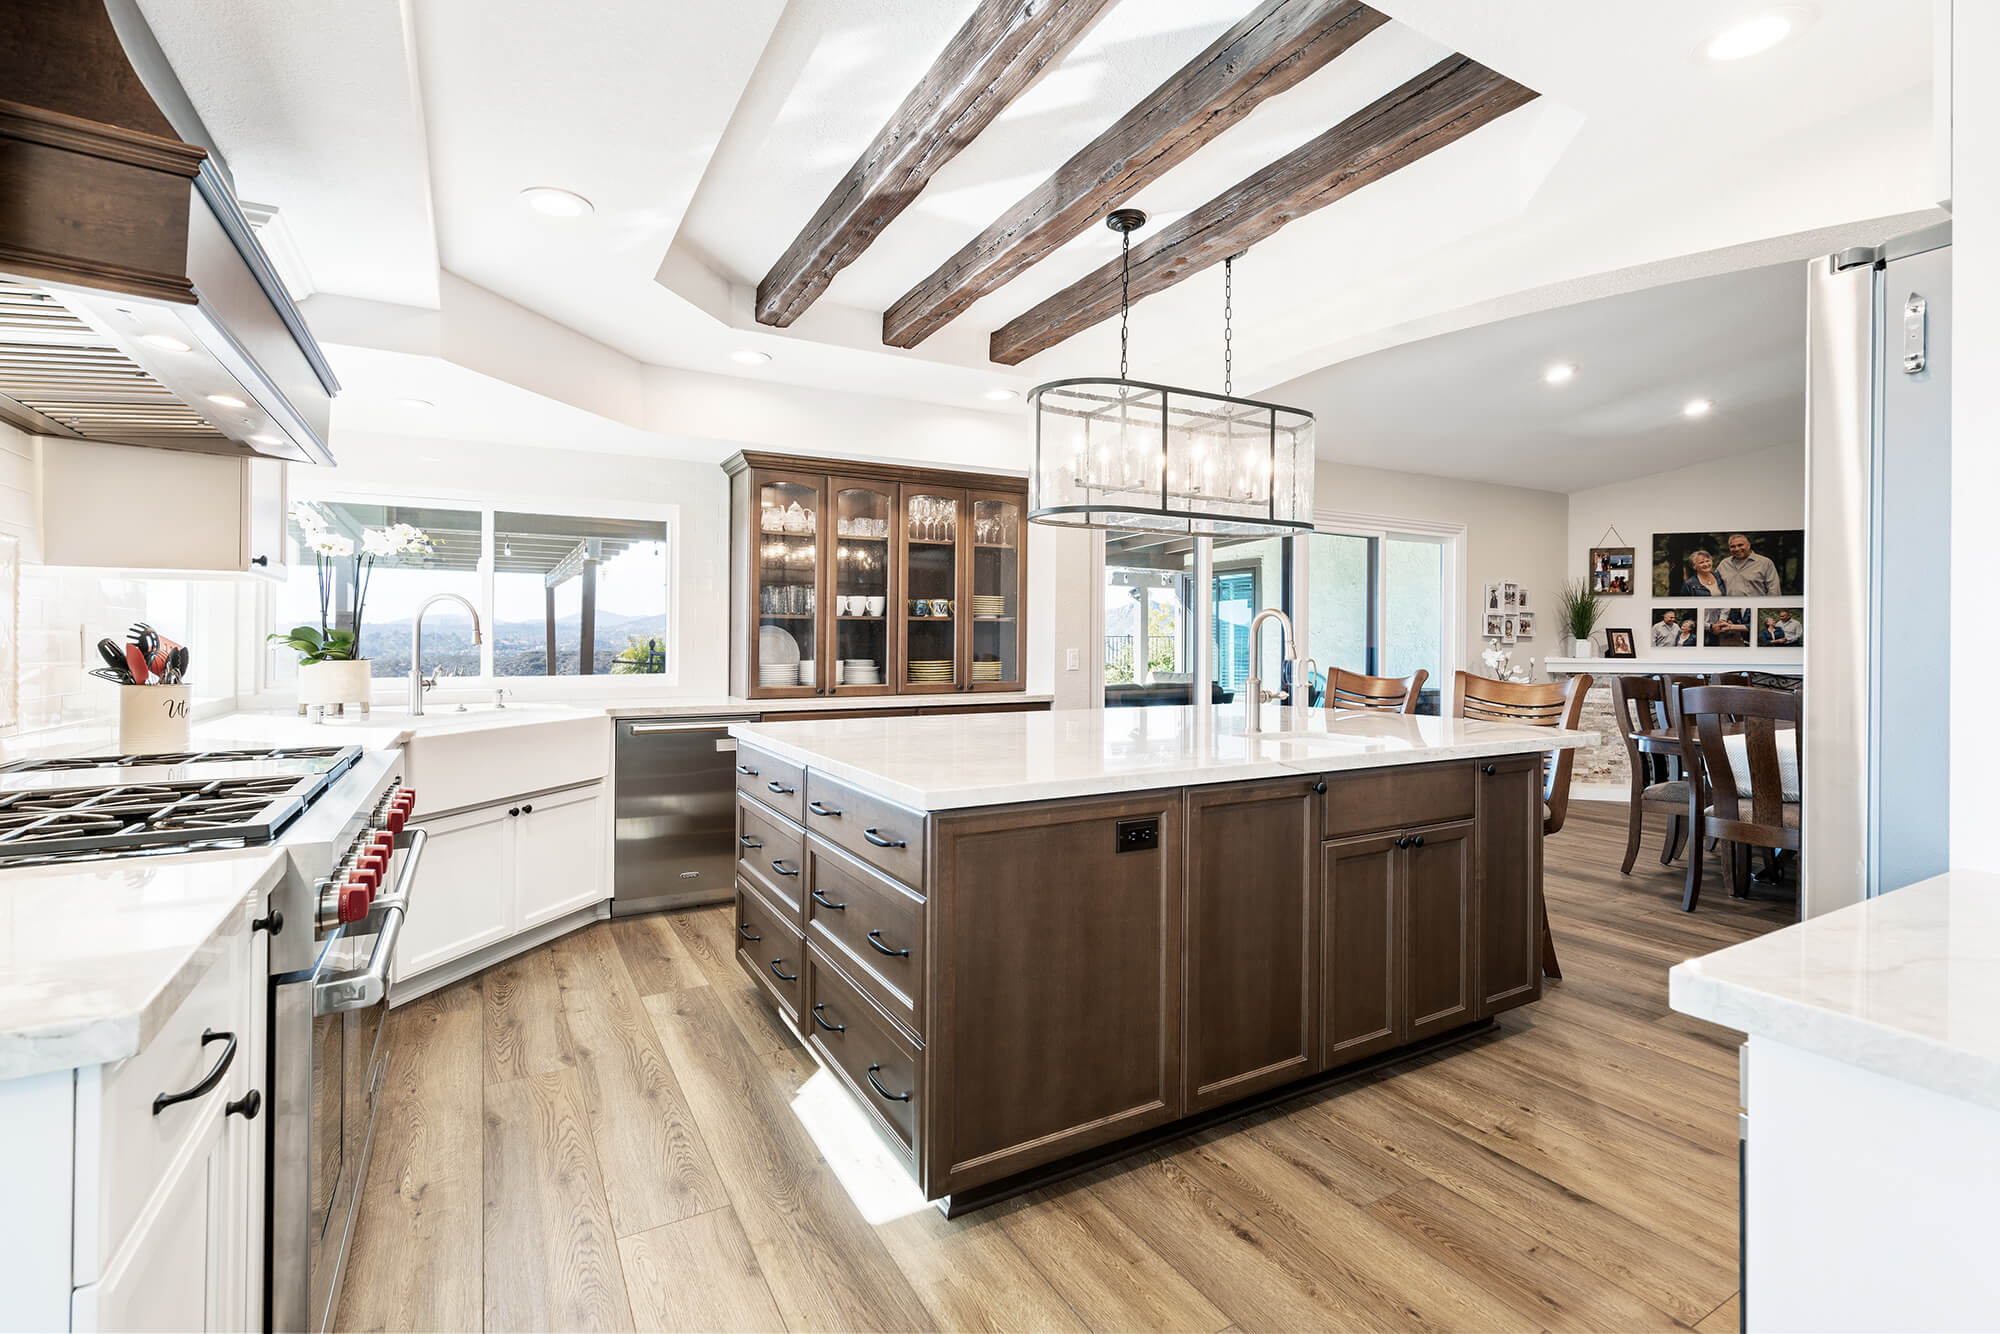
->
xmin=841 ymin=595 xmax=860 ymax=615
xmin=866 ymin=595 xmax=886 ymax=616
xmin=911 ymin=600 xmax=929 ymax=617
xmin=930 ymin=599 xmax=952 ymax=617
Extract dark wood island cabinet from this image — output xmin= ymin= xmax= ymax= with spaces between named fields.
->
xmin=726 ymin=709 xmax=1577 ymax=1212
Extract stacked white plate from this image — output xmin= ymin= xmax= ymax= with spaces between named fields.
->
xmin=908 ymin=659 xmax=954 ymax=683
xmin=972 ymin=658 xmax=1004 ymax=682
xmin=972 ymin=595 xmax=1007 ymax=617
xmin=758 ymin=663 xmax=800 ymax=687
xmin=841 ymin=658 xmax=881 ymax=685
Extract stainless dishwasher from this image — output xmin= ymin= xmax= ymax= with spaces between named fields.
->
xmin=613 ymin=714 xmax=759 ymax=914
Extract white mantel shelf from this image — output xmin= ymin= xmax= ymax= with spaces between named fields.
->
xmin=1543 ymin=656 xmax=1802 ymax=677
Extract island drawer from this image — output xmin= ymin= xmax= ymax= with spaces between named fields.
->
xmin=735 ymin=743 xmax=805 ymax=823
xmin=734 ymin=880 xmax=804 ymax=1022
xmin=806 ymin=943 xmax=922 ymax=1158
xmin=806 ymin=837 xmax=925 ymax=1037
xmin=1322 ymin=761 xmax=1475 ymax=839
xmin=736 ymin=793 xmax=806 ymax=921
xmin=801 ymin=770 xmax=928 ymax=889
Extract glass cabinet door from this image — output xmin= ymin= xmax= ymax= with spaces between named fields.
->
xmin=751 ymin=473 xmax=824 ymax=695
xmin=900 ymin=487 xmax=962 ymax=691
xmin=828 ymin=479 xmax=894 ymax=695
xmin=967 ymin=493 xmax=1024 ymax=689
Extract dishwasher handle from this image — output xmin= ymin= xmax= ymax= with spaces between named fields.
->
xmin=627 ymin=718 xmax=759 ymax=735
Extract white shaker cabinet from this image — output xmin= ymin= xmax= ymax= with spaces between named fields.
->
xmin=394 ymin=782 xmax=608 ymax=989
xmin=37 ymin=438 xmax=288 ymax=580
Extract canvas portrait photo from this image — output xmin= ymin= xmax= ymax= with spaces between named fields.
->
xmin=1759 ymin=606 xmax=1805 ymax=647
xmin=1653 ymin=530 xmax=1803 ymax=598
xmin=1702 ymin=606 xmax=1754 ymax=648
xmin=1651 ymin=606 xmax=1697 ymax=648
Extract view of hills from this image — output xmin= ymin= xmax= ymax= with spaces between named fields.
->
xmin=338 ymin=612 xmax=666 ymax=677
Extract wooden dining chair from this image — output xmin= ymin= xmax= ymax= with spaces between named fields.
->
xmin=1610 ymin=676 xmax=1693 ymax=874
xmin=1452 ymin=671 xmax=1591 ymax=978
xmin=1326 ymin=666 xmax=1427 ymax=713
xmin=1677 ymin=685 xmax=1802 ymax=911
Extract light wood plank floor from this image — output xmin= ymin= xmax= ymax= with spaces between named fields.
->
xmin=336 ymin=803 xmax=1791 ymax=1333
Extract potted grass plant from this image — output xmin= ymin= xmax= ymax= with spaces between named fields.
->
xmin=1557 ymin=577 xmax=1606 ymax=658
xmin=268 ymin=503 xmax=433 ymax=706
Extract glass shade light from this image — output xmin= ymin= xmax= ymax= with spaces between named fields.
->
xmin=1028 ymin=377 xmax=1315 ymax=536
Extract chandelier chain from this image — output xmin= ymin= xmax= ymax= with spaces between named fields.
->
xmin=1118 ymin=227 xmax=1131 ymax=382
xmin=1222 ymin=255 xmax=1234 ymax=397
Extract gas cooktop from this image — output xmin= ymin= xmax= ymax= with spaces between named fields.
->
xmin=0 ymin=746 xmax=364 ymax=866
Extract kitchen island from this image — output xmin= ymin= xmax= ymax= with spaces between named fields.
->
xmin=727 ymin=704 xmax=1592 ymax=1210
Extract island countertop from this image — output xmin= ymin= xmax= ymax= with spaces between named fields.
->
xmin=729 ymin=703 xmax=1595 ymax=810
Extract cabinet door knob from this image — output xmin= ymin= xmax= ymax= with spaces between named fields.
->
xmin=226 ymin=1088 xmax=262 ymax=1120
xmin=1394 ymin=836 xmax=1411 ymax=849
xmin=1411 ymin=834 xmax=1426 ymax=847
xmin=1481 ymin=764 xmax=1497 ymax=775
xmin=509 ymin=807 xmax=520 ymax=817
xmin=1311 ymin=779 xmax=1326 ymax=794
xmin=520 ymin=803 xmax=532 ymax=815
xmin=250 ymin=555 xmax=269 ymax=567
xmin=252 ymin=909 xmax=284 ymax=935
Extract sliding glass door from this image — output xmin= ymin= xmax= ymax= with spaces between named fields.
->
xmin=1300 ymin=527 xmax=1451 ymax=713
xmin=1103 ymin=532 xmax=1197 ymax=707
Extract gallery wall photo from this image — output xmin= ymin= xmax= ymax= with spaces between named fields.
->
xmin=1652 ymin=530 xmax=1803 ymax=599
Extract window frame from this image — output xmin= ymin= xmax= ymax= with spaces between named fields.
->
xmin=256 ymin=480 xmax=680 ymax=701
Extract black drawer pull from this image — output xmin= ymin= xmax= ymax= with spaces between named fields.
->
xmin=867 ymin=1065 xmax=911 ymax=1102
xmin=767 ymin=780 xmax=795 ymax=795
xmin=1481 ymin=764 xmax=1497 ymax=775
xmin=739 ymin=834 xmax=764 ymax=849
xmin=737 ymin=763 xmax=759 ymax=776
xmin=737 ymin=921 xmax=761 ymax=942
xmin=771 ymin=859 xmax=801 ymax=878
xmin=867 ymin=928 xmax=910 ymax=958
xmin=811 ymin=1003 xmax=845 ymax=1033
xmin=811 ymin=887 xmax=847 ymax=911
xmin=153 ymin=1029 xmax=237 ymax=1115
xmin=226 ymin=1088 xmax=262 ymax=1120
xmin=809 ymin=800 xmax=843 ymax=818
xmin=769 ymin=959 xmax=799 ymax=982
xmin=862 ymin=827 xmax=906 ymax=849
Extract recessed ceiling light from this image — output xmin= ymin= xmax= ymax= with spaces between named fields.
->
xmin=1703 ymin=12 xmax=1795 ymax=61
xmin=140 ymin=333 xmax=191 ymax=352
xmin=518 ymin=186 xmax=594 ymax=218
xmin=730 ymin=349 xmax=772 ymax=366
xmin=1683 ymin=398 xmax=1715 ymax=418
xmin=985 ymin=388 xmax=1018 ymax=401
xmin=396 ymin=397 xmax=435 ymax=411
xmin=1542 ymin=363 xmax=1576 ymax=385
xmin=205 ymin=393 xmax=247 ymax=408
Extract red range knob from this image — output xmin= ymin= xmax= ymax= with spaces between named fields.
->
xmin=384 ymin=808 xmax=407 ymax=834
xmin=350 ymin=860 xmax=381 ymax=892
xmin=394 ymin=788 xmax=416 ymax=812
xmin=357 ymin=855 xmax=386 ymax=887
xmin=371 ymin=832 xmax=396 ymax=856
xmin=338 ymin=883 xmax=371 ymax=923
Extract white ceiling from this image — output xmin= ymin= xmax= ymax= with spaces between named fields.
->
xmin=1279 ymin=259 xmax=1808 ymax=492
xmin=130 ymin=0 xmax=1941 ymax=479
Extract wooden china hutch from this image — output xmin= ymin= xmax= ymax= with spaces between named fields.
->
xmin=725 ymin=452 xmax=1031 ymax=701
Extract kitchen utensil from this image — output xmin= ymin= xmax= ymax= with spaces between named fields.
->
xmin=96 ymin=638 xmax=131 ymax=678
xmin=127 ymin=623 xmax=160 ymax=662
xmin=90 ymin=668 xmax=132 ymax=684
xmin=164 ymin=645 xmax=189 ymax=684
xmin=124 ymin=642 xmax=151 ymax=685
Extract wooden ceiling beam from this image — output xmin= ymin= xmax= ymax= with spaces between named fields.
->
xmin=753 ymin=0 xmax=1114 ymax=329
xmin=987 ymin=54 xmax=1538 ymax=366
xmin=882 ymin=0 xmax=1388 ymax=349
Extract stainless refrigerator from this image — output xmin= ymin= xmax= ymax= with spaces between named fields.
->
xmin=1803 ymin=223 xmax=1951 ymax=915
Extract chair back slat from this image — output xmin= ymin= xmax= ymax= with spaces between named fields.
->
xmin=1610 ymin=675 xmax=1670 ymax=771
xmin=1452 ymin=671 xmax=1591 ymax=834
xmin=1327 ymin=666 xmax=1426 ymax=714
xmin=1680 ymin=685 xmax=1801 ymax=850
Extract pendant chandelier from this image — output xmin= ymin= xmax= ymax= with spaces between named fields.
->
xmin=1027 ymin=209 xmax=1315 ymax=537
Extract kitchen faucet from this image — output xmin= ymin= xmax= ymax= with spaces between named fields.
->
xmin=409 ymin=593 xmax=483 ymax=715
xmin=1243 ymin=607 xmax=1303 ymax=737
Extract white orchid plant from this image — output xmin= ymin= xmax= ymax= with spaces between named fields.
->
xmin=268 ymin=502 xmax=434 ymax=664
xmin=1479 ymin=643 xmax=1535 ymax=684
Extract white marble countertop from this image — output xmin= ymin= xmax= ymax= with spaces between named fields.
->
xmin=1670 ymin=871 xmax=2000 ymax=1112
xmin=732 ymin=704 xmax=1596 ymax=811
xmin=0 ymin=848 xmax=287 ymax=1080
xmin=600 ymin=692 xmax=1052 ymax=719
xmin=1544 ymin=656 xmax=1803 ymax=676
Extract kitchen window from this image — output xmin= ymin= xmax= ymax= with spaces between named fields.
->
xmin=268 ymin=494 xmax=676 ymax=691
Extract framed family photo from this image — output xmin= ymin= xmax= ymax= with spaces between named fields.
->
xmin=1701 ymin=606 xmax=1754 ymax=648
xmin=1590 ymin=546 xmax=1635 ymax=595
xmin=1652 ymin=529 xmax=1803 ymax=598
xmin=1516 ymin=610 xmax=1535 ymax=639
xmin=1758 ymin=606 xmax=1805 ymax=647
xmin=1604 ymin=627 xmax=1637 ymax=659
xmin=1651 ymin=606 xmax=1697 ymax=648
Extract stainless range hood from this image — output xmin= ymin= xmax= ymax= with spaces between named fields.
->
xmin=0 ymin=0 xmax=337 ymax=465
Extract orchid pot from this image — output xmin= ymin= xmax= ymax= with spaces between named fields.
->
xmin=268 ymin=504 xmax=435 ymax=707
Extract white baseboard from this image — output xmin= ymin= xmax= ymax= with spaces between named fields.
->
xmin=390 ymin=901 xmax=609 ymax=1007
xmin=1570 ymin=783 xmax=1627 ymax=804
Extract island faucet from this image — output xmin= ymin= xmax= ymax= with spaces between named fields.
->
xmin=409 ymin=593 xmax=483 ymax=716
xmin=1243 ymin=607 xmax=1303 ymax=736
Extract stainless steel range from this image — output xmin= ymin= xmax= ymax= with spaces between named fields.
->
xmin=0 ymin=743 xmax=424 ymax=1333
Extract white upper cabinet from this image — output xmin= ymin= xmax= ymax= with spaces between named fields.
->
xmin=38 ymin=438 xmax=288 ymax=580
